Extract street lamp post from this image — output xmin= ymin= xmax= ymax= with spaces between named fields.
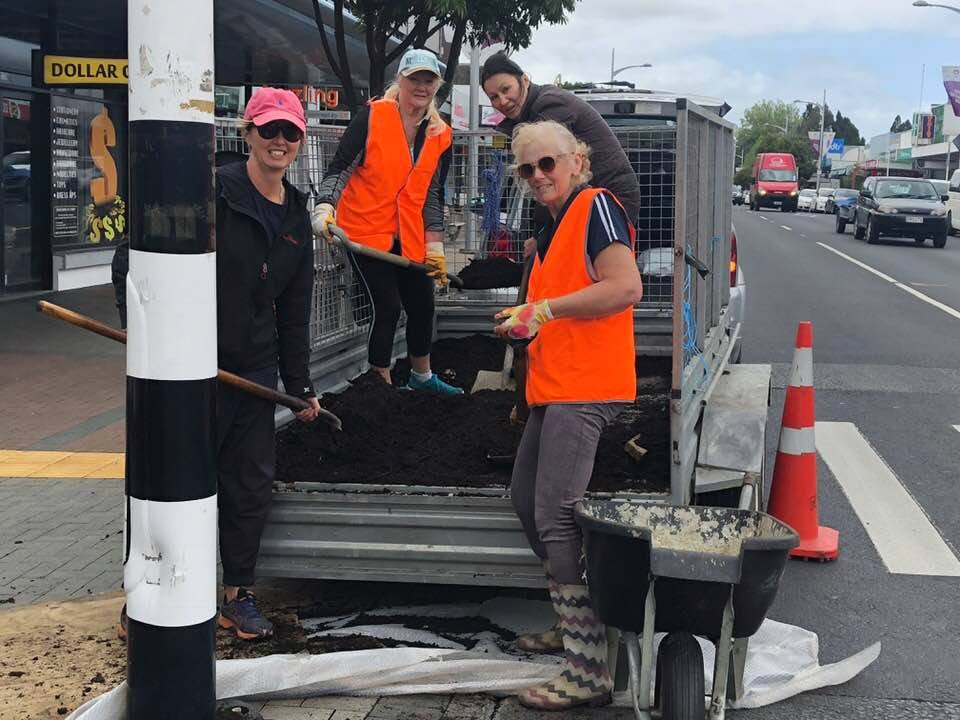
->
xmin=609 ymin=48 xmax=652 ymax=82
xmin=795 ymin=93 xmax=827 ymax=191
xmin=913 ymin=0 xmax=960 ymax=14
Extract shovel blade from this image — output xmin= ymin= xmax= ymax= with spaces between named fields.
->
xmin=470 ymin=369 xmax=516 ymax=393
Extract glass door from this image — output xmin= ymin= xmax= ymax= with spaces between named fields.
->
xmin=1 ymin=94 xmax=37 ymax=290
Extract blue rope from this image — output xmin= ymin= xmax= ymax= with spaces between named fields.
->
xmin=481 ymin=151 xmax=506 ymax=237
xmin=682 ymin=245 xmax=711 ymax=389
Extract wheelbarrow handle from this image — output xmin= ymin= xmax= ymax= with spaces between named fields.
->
xmin=327 ymin=224 xmax=464 ymax=290
xmin=36 ymin=301 xmax=342 ymax=431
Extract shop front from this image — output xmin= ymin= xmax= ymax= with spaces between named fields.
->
xmin=0 ymin=0 xmax=375 ymax=294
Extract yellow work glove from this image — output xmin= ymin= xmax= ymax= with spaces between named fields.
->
xmin=311 ymin=202 xmax=336 ymax=242
xmin=425 ymin=241 xmax=448 ymax=286
xmin=495 ymin=299 xmax=553 ymax=341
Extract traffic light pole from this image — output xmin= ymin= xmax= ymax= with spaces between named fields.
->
xmin=124 ymin=0 xmax=218 ymax=716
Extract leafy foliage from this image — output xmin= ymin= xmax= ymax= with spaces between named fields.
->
xmin=311 ymin=0 xmax=578 ymax=110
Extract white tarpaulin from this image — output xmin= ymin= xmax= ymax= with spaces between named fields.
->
xmin=68 ymin=600 xmax=879 ymax=719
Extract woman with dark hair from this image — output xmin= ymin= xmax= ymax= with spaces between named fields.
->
xmin=481 ymin=53 xmax=642 ymax=249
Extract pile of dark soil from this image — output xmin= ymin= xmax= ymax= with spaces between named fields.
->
xmin=276 ymin=335 xmax=671 ymax=493
xmin=456 ymin=257 xmax=524 ymax=290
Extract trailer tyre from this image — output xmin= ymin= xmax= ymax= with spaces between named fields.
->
xmin=655 ymin=632 xmax=704 ymax=720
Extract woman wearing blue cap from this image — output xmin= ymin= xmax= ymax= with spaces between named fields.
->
xmin=312 ymin=48 xmax=461 ymax=395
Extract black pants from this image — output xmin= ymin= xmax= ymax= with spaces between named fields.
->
xmin=351 ymin=241 xmax=435 ymax=368
xmin=217 ymin=366 xmax=277 ymax=588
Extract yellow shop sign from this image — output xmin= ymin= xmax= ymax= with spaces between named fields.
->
xmin=44 ymin=55 xmax=129 ymax=85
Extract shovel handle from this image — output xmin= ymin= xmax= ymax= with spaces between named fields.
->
xmin=36 ymin=301 xmax=342 ymax=431
xmin=328 ymin=224 xmax=464 ymax=290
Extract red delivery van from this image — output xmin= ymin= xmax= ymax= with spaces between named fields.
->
xmin=750 ymin=153 xmax=799 ymax=212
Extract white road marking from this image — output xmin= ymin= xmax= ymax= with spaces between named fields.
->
xmin=816 ymin=242 xmax=897 ymax=283
xmin=817 ymin=242 xmax=960 ymax=320
xmin=816 ymin=421 xmax=960 ymax=577
xmin=953 ymin=425 xmax=960 ymax=434
xmin=894 ymin=283 xmax=960 ymax=321
xmin=800 ymin=234 xmax=807 ymax=238
xmin=780 ymin=225 xmax=792 ymax=231
xmin=759 ymin=215 xmax=768 ymax=221
xmin=910 ymin=283 xmax=947 ymax=288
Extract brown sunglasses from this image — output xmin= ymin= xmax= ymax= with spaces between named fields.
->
xmin=518 ymin=153 xmax=570 ymax=179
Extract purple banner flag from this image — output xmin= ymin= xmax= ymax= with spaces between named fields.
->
xmin=942 ymin=66 xmax=960 ymax=118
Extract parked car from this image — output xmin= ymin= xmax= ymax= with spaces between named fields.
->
xmin=833 ymin=193 xmax=859 ymax=233
xmin=638 ymin=225 xmax=745 ymax=363
xmin=849 ymin=176 xmax=948 ymax=247
xmin=749 ymin=152 xmax=799 ymax=211
xmin=945 ymin=170 xmax=960 ymax=235
xmin=814 ymin=187 xmax=836 ymax=213
xmin=797 ymin=188 xmax=817 ymax=211
xmin=1 ymin=150 xmax=30 ymax=202
xmin=824 ymin=188 xmax=858 ymax=214
xmin=732 ymin=184 xmax=744 ymax=205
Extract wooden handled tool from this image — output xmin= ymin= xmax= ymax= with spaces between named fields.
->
xmin=328 ymin=225 xmax=464 ymax=290
xmin=36 ymin=301 xmax=343 ymax=431
xmin=510 ymin=255 xmax=536 ymax=424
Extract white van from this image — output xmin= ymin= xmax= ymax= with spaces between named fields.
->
xmin=946 ymin=170 xmax=960 ymax=235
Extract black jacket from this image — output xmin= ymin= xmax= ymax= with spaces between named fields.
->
xmin=110 ymin=164 xmax=316 ymax=399
xmin=216 ymin=161 xmax=315 ymax=398
xmin=495 ymin=84 xmax=642 ymax=224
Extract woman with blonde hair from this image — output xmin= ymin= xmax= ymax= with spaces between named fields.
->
xmin=312 ymin=48 xmax=461 ymax=395
xmin=494 ymin=120 xmax=643 ymax=710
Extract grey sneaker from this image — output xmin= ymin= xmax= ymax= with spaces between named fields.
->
xmin=218 ymin=588 xmax=274 ymax=640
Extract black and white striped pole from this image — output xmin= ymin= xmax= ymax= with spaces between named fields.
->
xmin=124 ymin=0 xmax=217 ymax=717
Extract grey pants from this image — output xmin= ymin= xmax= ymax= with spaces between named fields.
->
xmin=511 ymin=402 xmax=628 ymax=584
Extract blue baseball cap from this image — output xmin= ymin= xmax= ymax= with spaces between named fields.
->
xmin=398 ymin=48 xmax=443 ymax=78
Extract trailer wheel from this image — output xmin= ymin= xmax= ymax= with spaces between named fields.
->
xmin=655 ymin=632 xmax=704 ymax=720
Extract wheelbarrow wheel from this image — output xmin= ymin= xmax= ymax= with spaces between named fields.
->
xmin=655 ymin=632 xmax=704 ymax=720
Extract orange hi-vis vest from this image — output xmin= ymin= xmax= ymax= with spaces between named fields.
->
xmin=526 ymin=188 xmax=637 ymax=406
xmin=337 ymin=99 xmax=453 ymax=263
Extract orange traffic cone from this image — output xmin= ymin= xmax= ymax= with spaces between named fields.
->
xmin=767 ymin=321 xmax=839 ymax=561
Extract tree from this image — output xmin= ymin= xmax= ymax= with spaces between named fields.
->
xmin=832 ymin=110 xmax=864 ymax=146
xmin=735 ymin=100 xmax=803 ymax=160
xmin=890 ymin=115 xmax=912 ymax=133
xmin=311 ymin=0 xmax=578 ymax=112
xmin=799 ymin=102 xmax=835 ymax=136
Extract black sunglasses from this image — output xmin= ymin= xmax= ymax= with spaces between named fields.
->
xmin=518 ymin=153 xmax=569 ymax=179
xmin=257 ymin=121 xmax=303 ymax=142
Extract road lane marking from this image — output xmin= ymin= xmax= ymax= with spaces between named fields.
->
xmin=780 ymin=225 xmax=792 ymax=231
xmin=816 ymin=422 xmax=960 ymax=577
xmin=910 ymin=283 xmax=947 ymax=288
xmin=953 ymin=425 xmax=960 ymax=434
xmin=759 ymin=215 xmax=768 ymax=221
xmin=894 ymin=283 xmax=960 ymax=321
xmin=816 ymin=242 xmax=960 ymax=319
xmin=816 ymin=242 xmax=897 ymax=283
xmin=800 ymin=234 xmax=807 ymax=238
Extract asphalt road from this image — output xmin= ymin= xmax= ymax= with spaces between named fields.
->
xmin=730 ymin=204 xmax=960 ymax=717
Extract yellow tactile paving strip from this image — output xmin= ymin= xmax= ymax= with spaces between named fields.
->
xmin=0 ymin=450 xmax=124 ymax=479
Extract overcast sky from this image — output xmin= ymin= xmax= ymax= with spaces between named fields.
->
xmin=511 ymin=0 xmax=960 ymax=140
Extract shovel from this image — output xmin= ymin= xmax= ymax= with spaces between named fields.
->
xmin=36 ymin=301 xmax=343 ymax=431
xmin=470 ymin=254 xmax=535 ymax=393
xmin=327 ymin=225 xmax=464 ymax=290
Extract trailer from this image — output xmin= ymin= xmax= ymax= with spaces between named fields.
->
xmin=238 ymin=97 xmax=771 ymax=589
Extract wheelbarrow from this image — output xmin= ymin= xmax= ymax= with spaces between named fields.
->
xmin=575 ymin=499 xmax=798 ymax=720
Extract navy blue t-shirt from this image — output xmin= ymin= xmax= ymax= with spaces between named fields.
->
xmin=536 ymin=187 xmax=632 ymax=269
xmin=252 ymin=189 xmax=287 ymax=245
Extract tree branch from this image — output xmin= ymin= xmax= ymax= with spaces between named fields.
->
xmin=332 ymin=0 xmax=356 ymax=109
xmin=384 ymin=14 xmax=431 ymax=64
xmin=310 ymin=0 xmax=343 ymax=80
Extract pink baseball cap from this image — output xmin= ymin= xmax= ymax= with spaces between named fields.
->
xmin=243 ymin=87 xmax=306 ymax=133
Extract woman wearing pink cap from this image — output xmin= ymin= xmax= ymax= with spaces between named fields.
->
xmin=113 ymin=87 xmax=321 ymax=642
xmin=213 ymin=87 xmax=321 ymax=639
